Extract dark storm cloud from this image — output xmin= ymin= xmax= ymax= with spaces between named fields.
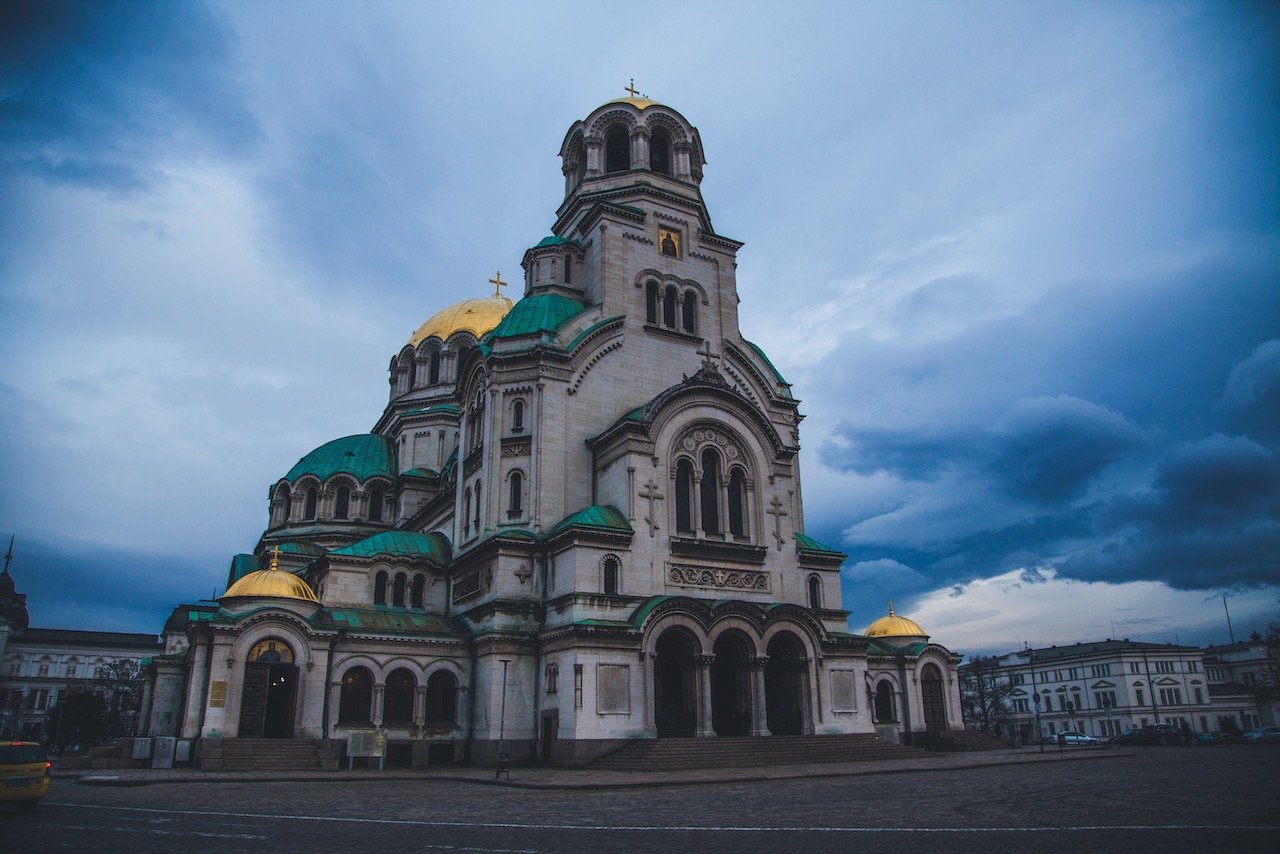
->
xmin=3 ymin=533 xmax=223 ymax=633
xmin=1063 ymin=434 xmax=1280 ymax=588
xmin=0 ymin=0 xmax=259 ymax=193
xmin=822 ymin=395 xmax=1144 ymax=506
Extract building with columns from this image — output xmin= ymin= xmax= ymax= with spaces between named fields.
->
xmin=146 ymin=92 xmax=963 ymax=767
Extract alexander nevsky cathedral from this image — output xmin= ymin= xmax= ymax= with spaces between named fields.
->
xmin=143 ymin=91 xmax=963 ymax=768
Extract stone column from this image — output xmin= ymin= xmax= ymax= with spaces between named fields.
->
xmin=696 ymin=655 xmax=716 ymax=737
xmin=640 ymin=651 xmax=655 ymax=734
xmin=631 ymin=128 xmax=649 ymax=170
xmin=585 ymin=137 xmax=603 ymax=177
xmin=373 ymin=683 xmax=385 ymax=726
xmin=750 ymin=656 xmax=771 ymax=737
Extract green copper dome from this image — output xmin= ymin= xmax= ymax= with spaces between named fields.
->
xmin=283 ymin=434 xmax=397 ymax=484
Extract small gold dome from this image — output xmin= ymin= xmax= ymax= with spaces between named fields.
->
xmin=865 ymin=602 xmax=927 ymax=638
xmin=222 ymin=551 xmax=318 ymax=603
xmin=408 ymin=295 xmax=514 ymax=348
xmin=607 ymin=96 xmax=660 ymax=110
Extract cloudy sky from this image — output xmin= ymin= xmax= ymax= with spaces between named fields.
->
xmin=2 ymin=0 xmax=1276 ymax=656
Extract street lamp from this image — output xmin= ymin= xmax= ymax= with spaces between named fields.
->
xmin=1033 ymin=691 xmax=1042 ymax=753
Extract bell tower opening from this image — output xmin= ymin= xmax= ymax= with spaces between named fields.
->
xmin=605 ymin=126 xmax=630 ymax=173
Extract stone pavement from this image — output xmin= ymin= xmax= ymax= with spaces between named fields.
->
xmin=58 ymin=745 xmax=1131 ymax=790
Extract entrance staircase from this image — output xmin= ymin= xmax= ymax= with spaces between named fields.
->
xmin=588 ymin=733 xmax=928 ymax=771
xmin=205 ymin=738 xmax=330 ymax=771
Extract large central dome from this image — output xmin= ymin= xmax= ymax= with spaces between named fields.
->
xmin=408 ymin=294 xmax=513 ymax=347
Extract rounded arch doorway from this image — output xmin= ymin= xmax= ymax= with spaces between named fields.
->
xmin=711 ymin=630 xmax=753 ymax=737
xmin=764 ymin=632 xmax=807 ymax=736
xmin=921 ymin=663 xmax=947 ymax=732
xmin=238 ymin=638 xmax=298 ymax=738
xmin=653 ymin=628 xmax=698 ymax=737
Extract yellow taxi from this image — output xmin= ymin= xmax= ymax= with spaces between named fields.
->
xmin=0 ymin=742 xmax=51 ymax=810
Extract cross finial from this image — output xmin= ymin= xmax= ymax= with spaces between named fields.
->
xmin=887 ymin=599 xmax=895 ymax=616
xmin=625 ymin=78 xmax=640 ymax=98
xmin=270 ymin=545 xmax=281 ymax=572
xmin=489 ymin=271 xmax=507 ymax=299
xmin=695 ymin=340 xmax=720 ymax=371
xmin=2 ymin=535 xmax=12 ymax=575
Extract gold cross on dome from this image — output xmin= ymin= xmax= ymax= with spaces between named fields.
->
xmin=887 ymin=599 xmax=895 ymax=616
xmin=625 ymin=78 xmax=640 ymax=97
xmin=489 ymin=271 xmax=507 ymax=298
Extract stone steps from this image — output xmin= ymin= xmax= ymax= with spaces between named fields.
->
xmin=589 ymin=734 xmax=929 ymax=771
xmin=208 ymin=738 xmax=328 ymax=771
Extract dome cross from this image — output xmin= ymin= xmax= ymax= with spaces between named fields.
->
xmin=625 ymin=78 xmax=640 ymax=98
xmin=489 ymin=271 xmax=508 ymax=299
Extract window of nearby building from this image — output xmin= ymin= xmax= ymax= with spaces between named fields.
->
xmin=1011 ymin=673 xmax=1025 ymax=685
xmin=38 ymin=664 xmax=48 ymax=677
xmin=1194 ymin=687 xmax=1203 ymax=704
xmin=1136 ymin=687 xmax=1145 ymax=705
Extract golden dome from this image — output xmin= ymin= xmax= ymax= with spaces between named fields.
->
xmin=608 ymin=96 xmax=660 ymax=110
xmin=407 ymin=295 xmax=514 ymax=348
xmin=222 ymin=550 xmax=318 ymax=603
xmin=865 ymin=601 xmax=927 ymax=638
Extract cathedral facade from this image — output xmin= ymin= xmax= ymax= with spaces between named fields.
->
xmin=147 ymin=94 xmax=962 ymax=766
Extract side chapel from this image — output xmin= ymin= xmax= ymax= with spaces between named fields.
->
xmin=146 ymin=91 xmax=963 ymax=766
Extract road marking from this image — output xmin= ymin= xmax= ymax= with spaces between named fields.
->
xmin=55 ymin=803 xmax=1280 ymax=835
xmin=40 ymin=822 xmax=266 ymax=840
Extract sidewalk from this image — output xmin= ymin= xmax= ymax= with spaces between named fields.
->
xmin=60 ymin=746 xmax=1132 ymax=790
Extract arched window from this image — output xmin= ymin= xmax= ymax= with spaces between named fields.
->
xmin=682 ymin=290 xmax=697 ymax=333
xmin=605 ymin=125 xmax=630 ymax=173
xmin=564 ymin=252 xmax=572 ymax=284
xmin=663 ymin=286 xmax=677 ymax=327
xmin=473 ymin=481 xmax=482 ymax=531
xmin=334 ymin=485 xmax=350 ymax=520
xmin=393 ymin=572 xmax=407 ymax=607
xmin=303 ymin=487 xmax=318 ymax=520
xmin=646 ymin=281 xmax=659 ymax=324
xmin=728 ymin=468 xmax=747 ymax=537
xmin=808 ymin=575 xmax=822 ymax=609
xmin=675 ymin=458 xmax=695 ymax=533
xmin=603 ymin=555 xmax=620 ymax=596
xmin=374 ymin=570 xmax=388 ymax=605
xmin=650 ymin=127 xmax=671 ymax=175
xmin=276 ymin=485 xmax=291 ymax=526
xmin=384 ymin=668 xmax=416 ymax=724
xmin=463 ymin=487 xmax=471 ymax=535
xmin=338 ymin=667 xmax=373 ymax=724
xmin=428 ymin=351 xmax=440 ymax=385
xmin=700 ymin=448 xmax=722 ymax=535
xmin=512 ymin=400 xmax=524 ymax=432
xmin=509 ymin=471 xmax=523 ymax=515
xmin=424 ymin=670 xmax=458 ymax=725
xmin=411 ymin=574 xmax=426 ymax=608
xmin=368 ymin=488 xmax=384 ymax=523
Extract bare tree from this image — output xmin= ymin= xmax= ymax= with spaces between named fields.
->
xmin=90 ymin=658 xmax=144 ymax=738
xmin=960 ymin=655 xmax=1014 ymax=734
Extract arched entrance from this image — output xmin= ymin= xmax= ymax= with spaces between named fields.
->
xmin=238 ymin=638 xmax=298 ymax=738
xmin=654 ymin=629 xmax=697 ymax=737
xmin=764 ymin=632 xmax=807 ymax=735
xmin=874 ymin=680 xmax=896 ymax=722
xmin=921 ymin=664 xmax=947 ymax=731
xmin=711 ymin=631 xmax=752 ymax=737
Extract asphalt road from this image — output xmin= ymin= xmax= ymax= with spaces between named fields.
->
xmin=4 ymin=746 xmax=1276 ymax=853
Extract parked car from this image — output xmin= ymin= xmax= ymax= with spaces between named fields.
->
xmin=1241 ymin=726 xmax=1280 ymax=744
xmin=1057 ymin=731 xmax=1101 ymax=745
xmin=1117 ymin=724 xmax=1179 ymax=746
xmin=0 ymin=742 xmax=51 ymax=811
xmin=1207 ymin=731 xmax=1242 ymax=744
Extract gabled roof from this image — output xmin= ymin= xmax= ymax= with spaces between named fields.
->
xmin=283 ymin=434 xmax=397 ymax=483
xmin=329 ymin=530 xmax=452 ymax=565
xmin=795 ymin=532 xmax=845 ymax=558
xmin=314 ymin=607 xmax=464 ymax=638
xmin=545 ymin=505 xmax=633 ymax=537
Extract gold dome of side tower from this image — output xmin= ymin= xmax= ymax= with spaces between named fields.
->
xmin=221 ymin=547 xmax=319 ymax=603
xmin=864 ymin=600 xmax=928 ymax=639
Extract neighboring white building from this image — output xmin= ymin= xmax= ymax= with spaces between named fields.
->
xmin=1203 ymin=633 xmax=1280 ymax=731
xmin=145 ymin=92 xmax=965 ymax=767
xmin=972 ymin=640 xmax=1212 ymax=742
